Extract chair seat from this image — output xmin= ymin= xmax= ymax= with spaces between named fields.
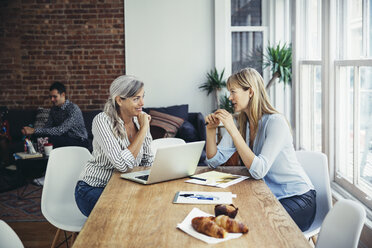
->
xmin=0 ymin=220 xmax=24 ymax=248
xmin=43 ymin=202 xmax=87 ymax=232
xmin=41 ymin=147 xmax=92 ymax=237
xmin=296 ymin=151 xmax=332 ymax=240
xmin=303 ymin=225 xmax=321 ymax=239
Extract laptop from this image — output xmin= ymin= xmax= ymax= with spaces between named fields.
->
xmin=120 ymin=141 xmax=205 ymax=185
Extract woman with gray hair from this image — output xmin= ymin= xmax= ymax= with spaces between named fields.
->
xmin=75 ymin=75 xmax=154 ymax=217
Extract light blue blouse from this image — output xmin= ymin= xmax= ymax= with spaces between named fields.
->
xmin=206 ymin=114 xmax=314 ymax=200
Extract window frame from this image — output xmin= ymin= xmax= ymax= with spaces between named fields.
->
xmin=334 ymin=59 xmax=372 ymax=209
xmin=214 ymin=0 xmax=269 ymax=83
xmin=294 ymin=0 xmax=372 ymax=211
xmin=298 ymin=60 xmax=322 ymax=151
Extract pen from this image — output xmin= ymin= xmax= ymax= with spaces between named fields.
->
xmin=189 ymin=176 xmax=207 ymax=181
xmin=179 ymin=194 xmax=217 ymax=200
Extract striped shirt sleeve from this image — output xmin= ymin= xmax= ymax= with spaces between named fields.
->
xmin=92 ymin=114 xmax=136 ymax=172
xmin=140 ymin=129 xmax=154 ymax=167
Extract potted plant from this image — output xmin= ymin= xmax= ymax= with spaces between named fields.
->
xmin=219 ymin=94 xmax=234 ymax=113
xmin=264 ymin=43 xmax=292 ymax=90
xmin=199 ymin=68 xmax=226 ymax=110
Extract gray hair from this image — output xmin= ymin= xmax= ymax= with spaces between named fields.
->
xmin=104 ymin=75 xmax=144 ymax=139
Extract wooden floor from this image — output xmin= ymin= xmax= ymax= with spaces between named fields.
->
xmin=8 ymin=221 xmax=75 ymax=248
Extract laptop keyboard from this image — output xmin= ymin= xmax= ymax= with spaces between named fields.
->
xmin=136 ymin=175 xmax=149 ymax=181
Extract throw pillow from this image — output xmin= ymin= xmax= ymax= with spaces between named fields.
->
xmin=176 ymin=121 xmax=199 ymax=142
xmin=144 ymin=104 xmax=188 ymax=120
xmin=33 ymin=107 xmax=50 ymax=129
xmin=149 ymin=110 xmax=185 ymax=138
xmin=150 ymin=126 xmax=167 ymax=140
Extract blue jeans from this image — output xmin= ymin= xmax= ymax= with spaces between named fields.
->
xmin=279 ymin=190 xmax=316 ymax=232
xmin=49 ymin=136 xmax=89 ymax=149
xmin=75 ymin=181 xmax=104 ymax=217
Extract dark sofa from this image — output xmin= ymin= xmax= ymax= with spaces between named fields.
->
xmin=7 ymin=105 xmax=206 ymax=165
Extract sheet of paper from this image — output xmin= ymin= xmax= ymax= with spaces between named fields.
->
xmin=177 ymin=207 xmax=242 ymax=244
xmin=186 ymin=171 xmax=249 ymax=188
xmin=173 ymin=191 xmax=235 ymax=204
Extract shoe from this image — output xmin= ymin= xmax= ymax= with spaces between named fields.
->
xmin=32 ymin=176 xmax=45 ymax=186
xmin=5 ymin=164 xmax=17 ymax=171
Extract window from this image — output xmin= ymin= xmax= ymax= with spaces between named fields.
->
xmin=334 ymin=0 xmax=372 ymax=208
xmin=297 ymin=0 xmax=322 ymax=152
xmin=299 ymin=63 xmax=322 ymax=151
xmin=215 ymin=0 xmax=292 ymax=118
xmin=230 ymin=0 xmax=266 ymax=75
xmin=296 ymin=0 xmax=372 ymax=209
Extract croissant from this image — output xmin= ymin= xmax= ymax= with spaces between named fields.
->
xmin=191 ymin=216 xmax=227 ymax=239
xmin=214 ymin=204 xmax=239 ymax=218
xmin=214 ymin=215 xmax=249 ymax=233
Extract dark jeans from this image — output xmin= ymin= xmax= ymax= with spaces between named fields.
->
xmin=48 ymin=136 xmax=89 ymax=149
xmin=279 ymin=190 xmax=316 ymax=232
xmin=75 ymin=180 xmax=104 ymax=217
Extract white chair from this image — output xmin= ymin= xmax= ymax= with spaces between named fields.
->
xmin=151 ymin=138 xmax=185 ymax=155
xmin=315 ymin=199 xmax=366 ymax=248
xmin=0 ymin=220 xmax=24 ymax=248
xmin=41 ymin=146 xmax=92 ymax=248
xmin=296 ymin=151 xmax=332 ymax=242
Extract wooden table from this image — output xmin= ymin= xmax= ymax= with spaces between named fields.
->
xmin=73 ymin=166 xmax=310 ymax=248
xmin=15 ymin=155 xmax=48 ymax=199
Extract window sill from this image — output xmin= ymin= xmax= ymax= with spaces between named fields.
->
xmin=331 ymin=182 xmax=372 ymax=229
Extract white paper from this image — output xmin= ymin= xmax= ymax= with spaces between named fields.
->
xmin=174 ymin=191 xmax=234 ymax=204
xmin=185 ymin=171 xmax=249 ymax=188
xmin=177 ymin=208 xmax=242 ymax=244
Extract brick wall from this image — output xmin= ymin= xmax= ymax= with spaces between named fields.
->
xmin=0 ymin=0 xmax=125 ymax=111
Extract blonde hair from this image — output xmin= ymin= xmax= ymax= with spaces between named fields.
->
xmin=227 ymin=68 xmax=278 ymax=140
xmin=104 ymin=75 xmax=144 ymax=139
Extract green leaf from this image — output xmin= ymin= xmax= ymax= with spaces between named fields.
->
xmin=199 ymin=68 xmax=226 ymax=95
xmin=264 ymin=42 xmax=292 ymax=87
xmin=219 ymin=93 xmax=234 ymax=113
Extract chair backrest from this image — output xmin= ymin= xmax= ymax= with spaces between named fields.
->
xmin=296 ymin=151 xmax=332 ymax=231
xmin=0 ymin=220 xmax=24 ymax=248
xmin=41 ymin=146 xmax=92 ymax=232
xmin=316 ymin=199 xmax=366 ymax=248
xmin=151 ymin=138 xmax=186 ymax=155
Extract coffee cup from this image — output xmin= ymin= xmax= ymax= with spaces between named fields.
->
xmin=44 ymin=143 xmax=53 ymax=156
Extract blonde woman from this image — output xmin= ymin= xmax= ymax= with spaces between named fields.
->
xmin=205 ymin=68 xmax=316 ymax=231
xmin=75 ymin=75 xmax=154 ymax=217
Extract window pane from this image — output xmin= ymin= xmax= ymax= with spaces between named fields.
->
xmin=231 ymin=32 xmax=263 ymax=74
xmin=303 ymin=0 xmax=321 ymax=59
xmin=337 ymin=66 xmax=354 ymax=183
xmin=231 ymin=0 xmax=262 ymax=26
xmin=359 ymin=67 xmax=372 ymax=194
xmin=314 ymin=66 xmax=322 ymax=151
xmin=299 ymin=64 xmax=322 ymax=151
xmin=369 ymin=0 xmax=372 ymax=57
xmin=299 ymin=65 xmax=312 ymax=150
xmin=336 ymin=0 xmax=363 ymax=59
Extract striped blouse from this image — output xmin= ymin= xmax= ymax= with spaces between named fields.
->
xmin=80 ymin=112 xmax=154 ymax=187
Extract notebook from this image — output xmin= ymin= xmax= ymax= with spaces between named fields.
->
xmin=120 ymin=141 xmax=205 ymax=185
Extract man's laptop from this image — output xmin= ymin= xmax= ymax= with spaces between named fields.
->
xmin=120 ymin=141 xmax=205 ymax=185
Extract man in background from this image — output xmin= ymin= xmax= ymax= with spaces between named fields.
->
xmin=22 ymin=82 xmax=88 ymax=148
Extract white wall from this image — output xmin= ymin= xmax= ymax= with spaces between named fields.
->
xmin=125 ymin=0 xmax=215 ymax=116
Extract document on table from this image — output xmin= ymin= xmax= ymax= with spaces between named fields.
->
xmin=14 ymin=152 xmax=43 ymax=159
xmin=185 ymin=171 xmax=248 ymax=188
xmin=173 ymin=191 xmax=236 ymax=204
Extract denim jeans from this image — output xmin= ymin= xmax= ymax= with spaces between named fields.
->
xmin=49 ymin=136 xmax=89 ymax=149
xmin=75 ymin=180 xmax=104 ymax=217
xmin=279 ymin=190 xmax=316 ymax=231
